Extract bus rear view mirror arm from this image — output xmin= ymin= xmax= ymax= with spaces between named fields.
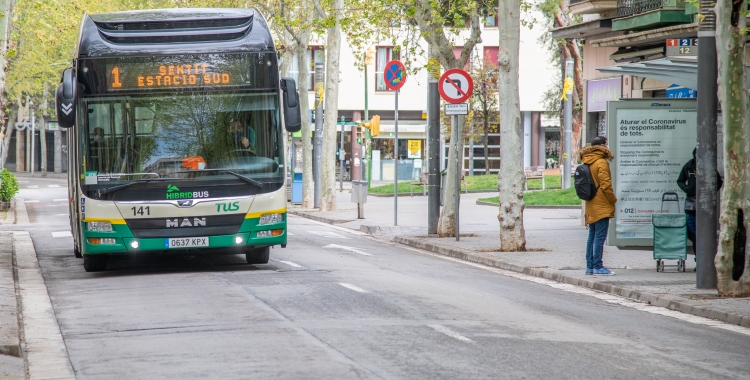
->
xmin=56 ymin=67 xmax=77 ymax=129
xmin=280 ymin=77 xmax=301 ymax=133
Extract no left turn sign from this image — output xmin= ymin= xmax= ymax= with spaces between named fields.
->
xmin=438 ymin=69 xmax=473 ymax=104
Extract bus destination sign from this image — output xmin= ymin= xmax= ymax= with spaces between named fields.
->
xmin=104 ymin=54 xmax=254 ymax=91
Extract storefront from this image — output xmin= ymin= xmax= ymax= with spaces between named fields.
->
xmin=371 ymin=124 xmax=426 ymax=181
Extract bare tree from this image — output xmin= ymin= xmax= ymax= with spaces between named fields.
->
xmin=496 ymin=0 xmax=526 ymax=251
xmin=715 ymin=0 xmax=750 ymax=296
xmin=469 ymin=57 xmax=500 ymax=175
xmin=410 ymin=0 xmax=483 ymax=237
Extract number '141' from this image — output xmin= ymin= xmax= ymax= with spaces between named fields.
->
xmin=131 ymin=206 xmax=150 ymax=216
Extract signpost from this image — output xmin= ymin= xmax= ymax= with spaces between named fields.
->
xmin=438 ymin=69 xmax=473 ymax=241
xmin=385 ymin=60 xmax=406 ymax=226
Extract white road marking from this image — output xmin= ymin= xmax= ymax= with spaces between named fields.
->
xmin=12 ymin=232 xmax=76 ymax=379
xmin=289 ymin=214 xmax=367 ymax=236
xmin=288 ymin=232 xmax=295 ymax=236
xmin=26 ymin=185 xmax=39 ymax=189
xmin=47 ymin=185 xmax=61 ymax=188
xmin=51 ymin=231 xmax=72 ymax=238
xmin=310 ymin=230 xmax=348 ymax=239
xmin=399 ymin=245 xmax=750 ymax=337
xmin=279 ymin=260 xmax=302 ymax=268
xmin=53 ymin=198 xmax=68 ymax=202
xmin=55 ymin=214 xmax=68 ymax=216
xmin=339 ymin=283 xmax=367 ymax=293
xmin=24 ymin=200 xmax=39 ymax=203
xmin=324 ymin=244 xmax=372 ymax=256
xmin=428 ymin=324 xmax=474 ymax=343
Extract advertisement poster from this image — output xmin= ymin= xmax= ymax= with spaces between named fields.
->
xmin=614 ymin=107 xmax=696 ymax=240
xmin=407 ymin=140 xmax=422 ymax=159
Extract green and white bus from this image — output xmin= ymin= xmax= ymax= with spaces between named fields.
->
xmin=55 ymin=8 xmax=301 ymax=272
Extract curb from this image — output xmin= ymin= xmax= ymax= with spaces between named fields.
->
xmin=0 ymin=232 xmax=20 ymax=357
xmin=475 ymin=200 xmax=581 ymax=209
xmin=368 ymin=189 xmax=497 ymax=198
xmin=392 ymin=235 xmax=750 ymax=329
xmin=288 ymin=210 xmax=354 ymax=225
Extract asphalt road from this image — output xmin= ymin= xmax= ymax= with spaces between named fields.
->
xmin=10 ymin=175 xmax=750 ymax=379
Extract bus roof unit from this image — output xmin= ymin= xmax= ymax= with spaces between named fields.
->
xmin=77 ymin=8 xmax=274 ymax=58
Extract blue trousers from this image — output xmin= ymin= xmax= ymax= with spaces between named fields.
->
xmin=686 ymin=212 xmax=696 ymax=246
xmin=586 ymin=218 xmax=610 ymax=270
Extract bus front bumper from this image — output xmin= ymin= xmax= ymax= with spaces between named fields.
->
xmin=83 ymin=231 xmax=286 ymax=255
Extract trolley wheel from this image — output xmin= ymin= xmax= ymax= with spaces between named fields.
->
xmin=681 ymin=260 xmax=686 ymax=272
xmin=83 ymin=254 xmax=108 ymax=272
xmin=245 ymin=247 xmax=270 ymax=264
xmin=657 ymin=260 xmax=665 ymax=272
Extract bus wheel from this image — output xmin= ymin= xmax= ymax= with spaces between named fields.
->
xmin=74 ymin=244 xmax=83 ymax=258
xmin=83 ymin=255 xmax=108 ymax=272
xmin=245 ymin=247 xmax=269 ymax=264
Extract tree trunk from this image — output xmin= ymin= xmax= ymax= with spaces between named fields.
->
xmin=318 ymin=0 xmax=342 ymax=211
xmin=715 ymin=0 xmax=750 ymax=297
xmin=0 ymin=0 xmax=11 ymax=170
xmin=496 ymin=0 xmax=526 ymax=251
xmin=437 ymin=114 xmax=466 ymax=236
xmin=41 ymin=87 xmax=49 ymax=177
xmin=1 ymin=107 xmax=16 ymax=169
xmin=298 ymin=40 xmax=314 ymax=208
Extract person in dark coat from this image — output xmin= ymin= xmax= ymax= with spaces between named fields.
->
xmin=676 ymin=147 xmax=722 ymax=247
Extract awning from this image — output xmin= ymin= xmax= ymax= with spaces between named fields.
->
xmin=597 ymin=58 xmax=699 ymax=90
xmin=551 ymin=18 xmax=613 ymax=39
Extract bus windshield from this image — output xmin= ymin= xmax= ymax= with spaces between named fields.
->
xmin=80 ymin=91 xmax=283 ymax=201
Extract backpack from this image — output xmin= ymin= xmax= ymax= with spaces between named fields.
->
xmin=574 ymin=163 xmax=599 ymax=201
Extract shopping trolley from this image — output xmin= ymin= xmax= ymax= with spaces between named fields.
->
xmin=652 ymin=192 xmax=687 ymax=272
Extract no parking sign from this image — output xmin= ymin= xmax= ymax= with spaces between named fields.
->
xmin=384 ymin=60 xmax=407 ymax=91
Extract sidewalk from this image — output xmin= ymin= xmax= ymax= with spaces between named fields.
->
xmin=289 ymin=189 xmax=750 ymax=328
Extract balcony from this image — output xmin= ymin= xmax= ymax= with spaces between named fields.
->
xmin=569 ymin=0 xmax=618 ymax=16
xmin=612 ymin=0 xmax=693 ymax=31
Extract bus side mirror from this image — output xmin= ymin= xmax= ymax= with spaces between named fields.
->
xmin=55 ymin=67 xmax=77 ymax=129
xmin=280 ymin=77 xmax=301 ymax=133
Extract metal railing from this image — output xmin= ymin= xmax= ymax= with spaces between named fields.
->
xmin=616 ymin=0 xmax=668 ymax=17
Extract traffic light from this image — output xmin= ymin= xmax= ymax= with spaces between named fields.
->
xmin=364 ymin=47 xmax=376 ymax=66
xmin=362 ymin=115 xmax=380 ymax=137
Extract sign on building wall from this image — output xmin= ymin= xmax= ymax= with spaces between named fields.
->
xmin=587 ymin=77 xmax=622 ymax=113
xmin=407 ymin=140 xmax=421 ymax=158
xmin=607 ymin=99 xmax=697 ymax=247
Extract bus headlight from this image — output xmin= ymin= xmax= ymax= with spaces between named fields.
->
xmin=87 ymin=222 xmax=113 ymax=231
xmin=259 ymin=213 xmax=283 ymax=225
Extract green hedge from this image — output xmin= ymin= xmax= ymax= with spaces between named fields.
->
xmin=0 ymin=169 xmax=19 ymax=202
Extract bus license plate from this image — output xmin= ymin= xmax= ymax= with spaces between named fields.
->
xmin=165 ymin=237 xmax=209 ymax=248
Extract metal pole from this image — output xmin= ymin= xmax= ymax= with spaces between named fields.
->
xmin=696 ymin=0 xmax=718 ymax=288
xmin=428 ymin=76 xmax=440 ymax=235
xmin=340 ymin=116 xmax=344 ymax=192
xmin=562 ymin=58 xmax=573 ymax=189
xmin=365 ymin=60 xmax=371 ymax=189
xmin=394 ymin=90 xmax=399 ymax=226
xmin=469 ymin=124 xmax=474 ymax=176
xmin=313 ymin=63 xmax=324 ymax=208
xmin=31 ymin=114 xmax=35 ymax=177
xmin=454 ymin=115 xmax=460 ymax=241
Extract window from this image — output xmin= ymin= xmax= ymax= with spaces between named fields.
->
xmin=484 ymin=7 xmax=498 ymax=27
xmin=483 ymin=46 xmax=499 ymax=65
xmin=375 ymin=46 xmax=400 ymax=91
xmin=288 ymin=46 xmax=325 ymax=91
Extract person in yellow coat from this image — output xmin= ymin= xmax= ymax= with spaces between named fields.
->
xmin=579 ymin=136 xmax=617 ymax=276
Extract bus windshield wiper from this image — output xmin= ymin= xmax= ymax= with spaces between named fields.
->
xmin=97 ymin=178 xmax=172 ymax=196
xmin=176 ymin=169 xmax=263 ymax=189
